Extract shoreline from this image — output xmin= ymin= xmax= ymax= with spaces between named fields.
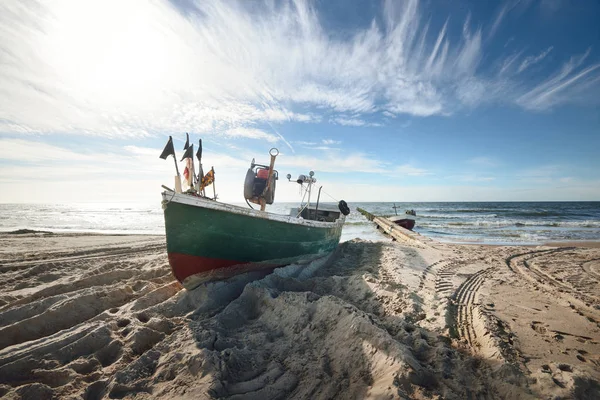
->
xmin=4 ymin=229 xmax=600 ymax=249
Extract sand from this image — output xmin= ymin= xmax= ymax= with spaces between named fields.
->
xmin=0 ymin=231 xmax=599 ymax=399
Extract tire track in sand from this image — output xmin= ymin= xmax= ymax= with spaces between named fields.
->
xmin=0 ymin=242 xmax=167 ymax=272
xmin=449 ymin=267 xmax=512 ymax=361
xmin=580 ymin=258 xmax=600 ymax=282
xmin=507 ymin=248 xmax=600 ymax=325
xmin=417 ymin=259 xmax=478 ymax=329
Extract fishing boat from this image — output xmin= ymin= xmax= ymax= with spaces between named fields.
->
xmin=388 ymin=216 xmax=415 ymax=230
xmin=159 ymin=139 xmax=349 ymax=290
xmin=389 ymin=204 xmax=415 ymax=230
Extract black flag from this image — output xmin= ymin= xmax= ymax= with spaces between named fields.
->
xmin=196 ymin=139 xmax=202 ymax=162
xmin=159 ymin=136 xmax=175 ymax=160
xmin=183 ymin=132 xmax=189 ymax=150
xmin=180 ymin=144 xmax=194 ymax=161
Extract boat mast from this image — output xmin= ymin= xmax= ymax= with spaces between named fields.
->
xmin=294 ymin=171 xmax=316 ymax=218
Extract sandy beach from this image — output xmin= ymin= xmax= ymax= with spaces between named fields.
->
xmin=0 ymin=231 xmax=599 ymax=399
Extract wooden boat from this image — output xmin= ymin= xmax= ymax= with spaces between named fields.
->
xmin=388 ymin=216 xmax=415 ymax=230
xmin=389 ymin=204 xmax=415 ymax=230
xmin=160 ymin=143 xmax=348 ymax=290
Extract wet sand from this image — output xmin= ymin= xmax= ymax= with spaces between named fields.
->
xmin=0 ymin=232 xmax=599 ymax=399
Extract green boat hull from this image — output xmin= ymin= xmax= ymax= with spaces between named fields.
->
xmin=162 ymin=192 xmax=344 ymax=289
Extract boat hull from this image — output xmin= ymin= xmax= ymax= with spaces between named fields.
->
xmin=388 ymin=216 xmax=415 ymax=230
xmin=162 ymin=193 xmax=344 ymax=289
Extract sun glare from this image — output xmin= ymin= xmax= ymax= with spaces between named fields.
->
xmin=41 ymin=0 xmax=172 ymax=107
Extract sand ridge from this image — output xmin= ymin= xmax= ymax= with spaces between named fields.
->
xmin=0 ymin=232 xmax=599 ymax=399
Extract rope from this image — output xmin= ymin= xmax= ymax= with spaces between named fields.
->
xmin=321 ymin=188 xmax=339 ymax=202
xmin=161 ymin=188 xmax=177 ymax=209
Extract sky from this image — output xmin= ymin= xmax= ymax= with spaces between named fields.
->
xmin=1 ymin=0 xmax=599 ymax=204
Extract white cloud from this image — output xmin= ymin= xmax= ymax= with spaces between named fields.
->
xmin=487 ymin=4 xmax=508 ymax=40
xmin=513 ymin=164 xmax=580 ymax=184
xmin=0 ymin=138 xmax=430 ymax=202
xmin=330 ymin=117 xmax=382 ymax=127
xmin=278 ymin=152 xmax=385 ymax=174
xmin=320 ymin=181 xmax=600 ymax=202
xmin=0 ymin=138 xmax=248 ymax=184
xmin=0 ymin=0 xmax=598 ymax=142
xmin=517 ymin=49 xmax=600 ymax=110
xmin=292 ymin=141 xmax=317 ymax=146
xmin=223 ymin=127 xmax=279 ymax=142
xmin=467 ymin=156 xmax=498 ymax=167
xmin=391 ymin=165 xmax=431 ymax=176
xmin=0 ymin=138 xmax=98 ymax=163
xmin=518 ymin=46 xmax=553 ymax=73
xmin=294 ymin=139 xmax=342 ymax=150
xmin=458 ymin=175 xmax=496 ymax=182
xmin=498 ymin=51 xmax=523 ymax=75
xmin=2 ymin=138 xmax=597 ymax=203
xmin=278 ymin=150 xmax=430 ymax=178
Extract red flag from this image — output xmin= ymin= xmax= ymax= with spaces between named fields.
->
xmin=183 ymin=158 xmax=193 ymax=186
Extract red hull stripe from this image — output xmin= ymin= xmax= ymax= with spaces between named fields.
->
xmin=168 ymin=252 xmax=247 ymax=282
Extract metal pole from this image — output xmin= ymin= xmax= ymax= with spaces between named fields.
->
xmin=306 ymin=180 xmax=311 ymax=217
xmin=314 ymin=186 xmax=322 ymax=220
xmin=211 ymin=167 xmax=216 ymax=200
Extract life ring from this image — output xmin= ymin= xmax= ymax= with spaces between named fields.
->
xmin=338 ymin=200 xmax=350 ymax=216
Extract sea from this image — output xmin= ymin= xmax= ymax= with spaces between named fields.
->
xmin=1 ymin=202 xmax=599 ymax=245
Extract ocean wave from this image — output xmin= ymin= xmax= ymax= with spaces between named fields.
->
xmin=420 ymin=219 xmax=600 ymax=228
xmin=504 ymin=210 xmax=564 ymax=217
xmin=343 ymin=221 xmax=371 ymax=226
xmin=418 ymin=213 xmax=499 ymax=219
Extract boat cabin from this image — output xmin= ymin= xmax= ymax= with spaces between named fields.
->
xmin=290 ymin=204 xmax=342 ymax=222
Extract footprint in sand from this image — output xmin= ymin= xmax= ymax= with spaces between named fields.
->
xmin=530 ymin=321 xmax=547 ymax=334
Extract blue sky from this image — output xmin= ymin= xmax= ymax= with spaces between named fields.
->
xmin=0 ymin=0 xmax=599 ymax=203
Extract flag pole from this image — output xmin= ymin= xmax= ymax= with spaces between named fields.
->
xmin=184 ymin=133 xmax=196 ymax=188
xmin=196 ymin=139 xmax=205 ymax=197
xmin=211 ymin=167 xmax=216 ymax=200
xmin=173 ymin=154 xmax=180 ymax=177
xmin=191 ymin=150 xmax=196 ymax=187
xmin=159 ymin=136 xmax=181 ymax=193
xmin=200 ymin=165 xmax=205 ymax=197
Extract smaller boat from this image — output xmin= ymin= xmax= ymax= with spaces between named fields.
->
xmin=389 ymin=203 xmax=415 ymax=230
xmin=388 ymin=216 xmax=415 ymax=230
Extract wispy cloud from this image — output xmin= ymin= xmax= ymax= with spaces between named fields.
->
xmin=330 ymin=117 xmax=382 ymax=127
xmin=498 ymin=51 xmax=523 ymax=75
xmin=391 ymin=165 xmax=431 ymax=177
xmin=458 ymin=175 xmax=496 ymax=182
xmin=223 ymin=127 xmax=279 ymax=142
xmin=518 ymin=46 xmax=553 ymax=73
xmin=0 ymin=0 xmax=599 ymax=140
xmin=467 ymin=156 xmax=499 ymax=167
xmin=294 ymin=139 xmax=342 ymax=151
xmin=514 ymin=164 xmax=571 ymax=184
xmin=278 ymin=150 xmax=429 ymax=177
xmin=487 ymin=4 xmax=508 ymax=40
xmin=517 ymin=49 xmax=600 ymax=110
